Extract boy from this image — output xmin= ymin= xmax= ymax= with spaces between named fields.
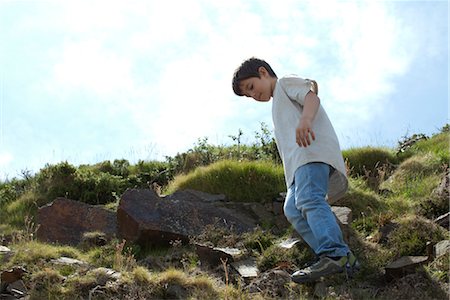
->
xmin=232 ymin=57 xmax=359 ymax=283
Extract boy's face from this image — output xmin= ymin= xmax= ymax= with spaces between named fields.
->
xmin=238 ymin=67 xmax=275 ymax=102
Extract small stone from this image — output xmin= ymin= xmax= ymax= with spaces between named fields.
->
xmin=0 ymin=245 xmax=11 ymax=253
xmin=434 ymin=240 xmax=450 ymax=258
xmin=231 ymin=258 xmax=258 ymax=278
xmin=278 ymin=238 xmax=302 ymax=249
xmin=51 ymin=256 xmax=88 ymax=266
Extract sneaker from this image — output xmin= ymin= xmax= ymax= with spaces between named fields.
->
xmin=345 ymin=252 xmax=361 ymax=277
xmin=291 ymin=256 xmax=347 ymax=283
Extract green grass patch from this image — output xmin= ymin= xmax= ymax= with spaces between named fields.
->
xmin=6 ymin=240 xmax=84 ymax=269
xmin=343 ymin=146 xmax=398 ymax=177
xmin=380 ymin=152 xmax=444 ymax=204
xmin=165 ymin=160 xmax=285 ymax=203
xmin=398 ymin=131 xmax=449 ymax=163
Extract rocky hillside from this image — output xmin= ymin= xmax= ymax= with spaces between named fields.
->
xmin=0 ymin=128 xmax=448 ymax=299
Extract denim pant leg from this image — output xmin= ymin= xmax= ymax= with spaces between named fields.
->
xmin=283 ymin=162 xmax=349 ymax=257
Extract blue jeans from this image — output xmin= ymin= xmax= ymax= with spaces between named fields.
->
xmin=284 ymin=162 xmax=349 ymax=257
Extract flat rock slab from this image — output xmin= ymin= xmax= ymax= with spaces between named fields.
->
xmin=51 ymin=256 xmax=88 ymax=266
xmin=195 ymin=244 xmax=235 ymax=267
xmin=231 ymin=258 xmax=259 ymax=278
xmin=118 ymin=189 xmax=256 ymax=247
xmin=434 ymin=240 xmax=450 ymax=258
xmin=36 ymin=198 xmax=117 ymax=245
xmin=385 ymin=256 xmax=428 ymax=280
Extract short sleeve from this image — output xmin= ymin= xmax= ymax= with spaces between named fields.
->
xmin=278 ymin=76 xmax=316 ymax=106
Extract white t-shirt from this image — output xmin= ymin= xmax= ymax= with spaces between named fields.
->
xmin=272 ymin=75 xmax=348 ymax=203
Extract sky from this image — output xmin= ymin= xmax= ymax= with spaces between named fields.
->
xmin=0 ymin=0 xmax=448 ymax=181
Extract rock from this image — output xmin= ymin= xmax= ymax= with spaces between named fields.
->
xmin=231 ymin=258 xmax=259 ymax=279
xmin=385 ymin=256 xmax=429 ymax=280
xmin=36 ymin=198 xmax=117 ymax=245
xmin=433 ymin=170 xmax=449 ymax=200
xmin=331 ymin=206 xmax=352 ymax=242
xmin=0 ymin=246 xmax=11 ymax=253
xmin=331 ymin=206 xmax=352 ymax=225
xmin=164 ymin=189 xmax=226 ymax=203
xmin=278 ymin=238 xmax=302 ymax=249
xmin=1 ymin=267 xmax=28 ymax=296
xmin=2 ymin=280 xmax=27 ymax=299
xmin=117 ymin=189 xmax=256 ymax=247
xmin=434 ymin=212 xmax=449 ymax=229
xmin=195 ymin=244 xmax=237 ymax=267
xmin=434 ymin=240 xmax=450 ymax=258
xmin=51 ymin=256 xmax=88 ymax=266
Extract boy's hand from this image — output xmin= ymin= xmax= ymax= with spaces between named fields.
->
xmin=296 ymin=118 xmax=315 ymax=147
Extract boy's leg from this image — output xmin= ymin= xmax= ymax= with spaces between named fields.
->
xmin=294 ymin=162 xmax=349 ymax=257
xmin=284 ymin=184 xmax=319 ymax=252
xmin=286 ymin=162 xmax=355 ymax=283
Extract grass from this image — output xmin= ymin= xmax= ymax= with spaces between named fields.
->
xmin=165 ymin=159 xmax=285 ymax=203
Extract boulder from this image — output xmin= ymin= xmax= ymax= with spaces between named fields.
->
xmin=36 ymin=198 xmax=117 ymax=245
xmin=117 ymin=189 xmax=256 ymax=247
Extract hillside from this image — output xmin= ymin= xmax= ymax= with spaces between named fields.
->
xmin=0 ymin=126 xmax=448 ymax=299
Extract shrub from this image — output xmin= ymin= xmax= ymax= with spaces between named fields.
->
xmin=128 ymin=160 xmax=173 ymax=188
xmin=34 ymin=161 xmax=80 ymax=204
xmin=165 ymin=160 xmax=285 ymax=203
xmin=343 ymin=146 xmax=398 ymax=178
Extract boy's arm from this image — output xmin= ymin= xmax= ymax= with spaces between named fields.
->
xmin=296 ymin=91 xmax=320 ymax=147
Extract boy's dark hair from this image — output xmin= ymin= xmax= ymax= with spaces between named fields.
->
xmin=232 ymin=57 xmax=277 ymax=96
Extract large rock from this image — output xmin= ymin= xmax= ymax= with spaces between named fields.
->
xmin=36 ymin=198 xmax=117 ymax=245
xmin=117 ymin=189 xmax=256 ymax=247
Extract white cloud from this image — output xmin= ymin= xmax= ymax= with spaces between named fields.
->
xmin=0 ymin=0 xmax=446 ymax=179
xmin=51 ymin=39 xmax=134 ymax=97
xmin=0 ymin=151 xmax=12 ymax=165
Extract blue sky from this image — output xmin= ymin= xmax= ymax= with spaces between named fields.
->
xmin=0 ymin=0 xmax=448 ymax=180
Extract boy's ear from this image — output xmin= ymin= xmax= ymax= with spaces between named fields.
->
xmin=258 ymin=66 xmax=268 ymax=76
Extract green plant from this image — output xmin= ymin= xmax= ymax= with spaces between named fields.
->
xmin=165 ymin=160 xmax=284 ymax=203
xmin=242 ymin=228 xmax=275 ymax=254
xmin=343 ymin=146 xmax=398 ymax=178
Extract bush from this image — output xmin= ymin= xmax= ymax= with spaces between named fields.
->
xmin=33 ymin=162 xmax=127 ymax=205
xmin=165 ymin=160 xmax=285 ymax=203
xmin=343 ymin=146 xmax=398 ymax=178
xmin=34 ymin=161 xmax=80 ymax=204
xmin=128 ymin=160 xmax=173 ymax=188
